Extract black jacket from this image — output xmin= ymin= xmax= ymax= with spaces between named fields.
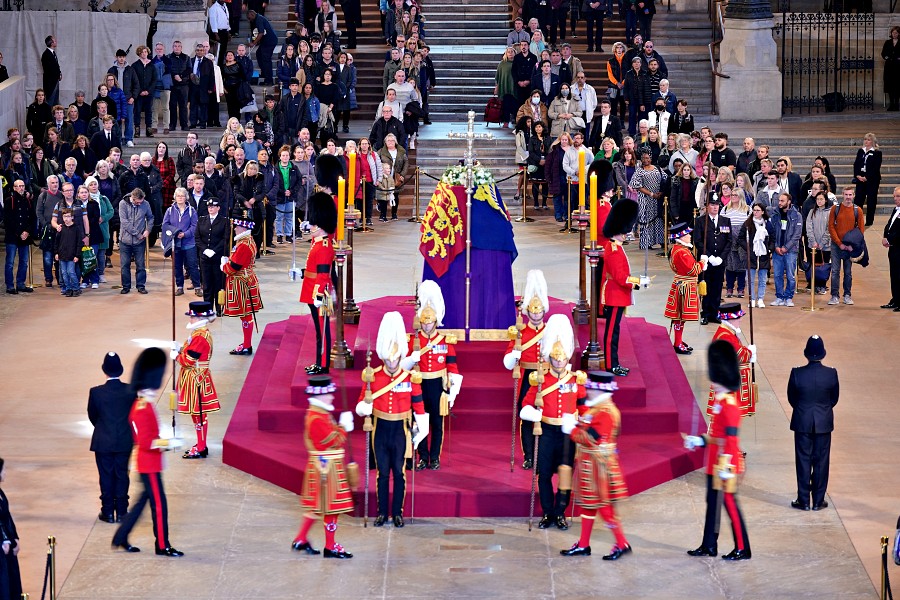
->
xmin=196 ymin=212 xmax=229 ymax=260
xmin=369 ymin=116 xmax=407 ymax=150
xmin=274 ymin=161 xmax=303 ymax=205
xmin=670 ymin=112 xmax=695 ymax=135
xmin=623 ymin=69 xmax=650 ymax=107
xmin=788 ymin=361 xmax=839 ymax=433
xmin=2 ymin=192 xmax=35 ymax=247
xmin=853 ymin=147 xmax=882 ymax=183
xmin=693 ymin=213 xmax=732 ymax=258
xmin=131 ymin=58 xmax=158 ymax=94
xmin=87 ymin=379 xmax=135 ymax=453
xmin=589 ymin=114 xmax=623 ymax=149
xmin=41 ymin=48 xmax=61 ymax=93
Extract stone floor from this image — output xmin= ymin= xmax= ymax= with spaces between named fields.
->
xmin=1 ymin=122 xmax=897 ymax=598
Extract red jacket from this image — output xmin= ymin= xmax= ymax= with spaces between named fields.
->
xmin=705 ymin=392 xmax=743 ymax=476
xmin=523 ymin=369 xmax=586 ymax=421
xmin=407 ymin=331 xmax=458 ymax=376
xmin=299 ymin=235 xmax=334 ymax=304
xmin=601 ymin=240 xmax=635 ymax=307
xmin=504 ymin=322 xmax=545 ymax=369
xmin=129 ymin=398 xmax=163 ymax=474
xmin=358 ymin=367 xmax=425 ymax=416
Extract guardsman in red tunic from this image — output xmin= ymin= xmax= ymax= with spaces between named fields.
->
xmin=684 ymin=340 xmax=752 ymax=561
xmin=300 ymin=192 xmax=338 ymax=375
xmin=665 ymin=222 xmax=707 ymax=355
xmin=356 ymin=312 xmax=428 ymax=528
xmin=175 ymin=301 xmax=220 ymax=460
xmin=112 ymin=348 xmax=184 ymax=557
xmin=222 ymin=208 xmax=264 ymax=356
xmin=706 ymin=302 xmax=757 ymax=418
xmin=561 ymin=371 xmax=632 ymax=560
xmin=520 ymin=314 xmax=587 ymax=530
xmin=503 ymin=269 xmax=549 ymax=469
xmin=292 ymin=375 xmax=356 ymax=559
xmin=601 ymin=199 xmax=644 ymax=377
xmin=401 ymin=280 xmax=461 ymax=471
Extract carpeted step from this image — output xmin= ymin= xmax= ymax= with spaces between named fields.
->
xmin=256 ymin=316 xmax=309 ymax=431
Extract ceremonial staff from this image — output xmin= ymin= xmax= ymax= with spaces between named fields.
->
xmin=528 ymin=338 xmax=544 ymax=532
xmin=745 ymin=227 xmax=759 ymax=411
xmin=169 ymin=235 xmax=177 ymax=437
xmin=509 ymin=307 xmax=524 ymax=472
xmin=409 ymin=284 xmax=422 ymax=524
xmin=361 ymin=349 xmax=375 ymax=527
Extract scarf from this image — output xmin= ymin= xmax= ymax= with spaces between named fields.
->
xmin=752 ymin=217 xmax=768 ymax=256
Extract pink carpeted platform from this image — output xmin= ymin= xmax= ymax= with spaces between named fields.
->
xmin=223 ymin=297 xmax=704 ymax=517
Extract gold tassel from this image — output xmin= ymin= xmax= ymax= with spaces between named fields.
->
xmin=346 ymin=461 xmax=360 ymax=489
xmin=698 ymin=280 xmax=707 ymax=297
xmin=217 ymin=289 xmax=226 ymax=306
xmin=558 ymin=465 xmax=573 ymax=491
xmin=363 ymin=415 xmax=373 ymax=432
xmin=439 ymin=392 xmax=450 ymax=417
xmin=533 ymin=421 xmax=543 ymax=436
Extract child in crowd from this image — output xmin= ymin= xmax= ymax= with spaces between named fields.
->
xmin=55 ymin=209 xmax=82 ymax=297
xmin=241 ymin=126 xmax=264 ymax=163
xmin=375 ymin=161 xmax=394 ymax=223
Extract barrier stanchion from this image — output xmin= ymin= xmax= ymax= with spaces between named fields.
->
xmin=408 ymin=167 xmax=422 ymax=223
xmin=515 ymin=173 xmax=534 ymax=223
xmin=802 ymin=246 xmax=823 ymax=312
xmin=882 ymin=535 xmax=894 ymax=600
xmin=358 ymin=179 xmax=373 ymax=232
xmin=28 ymin=244 xmax=44 ymax=288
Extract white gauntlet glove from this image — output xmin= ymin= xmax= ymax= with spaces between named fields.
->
xmin=412 ymin=412 xmax=430 ymax=449
xmin=561 ymin=412 xmax=578 ymax=434
xmin=683 ymin=435 xmax=706 ymax=451
xmin=748 ymin=344 xmax=757 ymax=363
xmin=519 ymin=405 xmax=543 ymax=422
xmin=355 ymin=400 xmax=373 ymax=417
xmin=503 ymin=349 xmax=522 ymax=370
xmin=338 ymin=411 xmax=354 ymax=432
xmin=708 ymin=255 xmax=723 ymax=267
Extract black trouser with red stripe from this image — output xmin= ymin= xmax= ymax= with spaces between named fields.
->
xmin=517 ymin=369 xmax=536 ymax=462
xmin=308 ymin=303 xmax=332 ymax=369
xmin=701 ymin=474 xmax=750 ymax=553
xmin=603 ymin=305 xmax=625 ymax=369
xmin=113 ymin=472 xmax=171 ymax=551
xmin=418 ymin=378 xmax=445 ymax=464
xmin=536 ymin=423 xmax=575 ymax=518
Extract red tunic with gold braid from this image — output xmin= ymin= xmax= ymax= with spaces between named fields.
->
xmin=601 ymin=240 xmax=635 ymax=308
xmin=705 ymin=391 xmax=744 ymax=476
xmin=357 ymin=367 xmax=426 ymax=417
xmin=407 ymin=331 xmax=459 ymax=377
xmin=299 ymin=235 xmax=335 ymax=304
xmin=664 ymin=242 xmax=702 ymax=321
xmin=571 ymin=399 xmax=628 ymax=507
xmin=503 ymin=322 xmax=545 ymax=371
xmin=175 ymin=326 xmax=220 ymax=415
xmin=706 ymin=324 xmax=755 ymax=418
xmin=300 ymin=407 xmax=355 ymax=515
xmin=222 ymin=233 xmax=263 ymax=317
xmin=522 ymin=369 xmax=586 ymax=423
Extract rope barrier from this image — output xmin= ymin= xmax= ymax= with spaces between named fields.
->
xmin=883 ymin=535 xmax=894 ymax=600
xmin=39 ymin=548 xmax=51 ymax=600
xmin=417 ymin=170 xmax=520 ymax=184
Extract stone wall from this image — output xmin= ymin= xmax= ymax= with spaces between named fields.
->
xmin=0 ymin=77 xmax=27 ymax=142
xmin=0 ymin=11 xmax=150 ymax=106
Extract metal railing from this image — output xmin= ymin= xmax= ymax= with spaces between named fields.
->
xmin=0 ymin=0 xmax=24 ymax=10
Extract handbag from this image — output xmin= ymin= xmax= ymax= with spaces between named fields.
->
xmin=484 ymin=96 xmax=502 ymax=124
xmin=571 ymin=116 xmax=586 ymax=129
xmin=80 ymin=245 xmax=98 ymax=276
xmin=39 ymin=225 xmax=55 ymax=252
xmin=607 ymin=85 xmax=618 ymax=99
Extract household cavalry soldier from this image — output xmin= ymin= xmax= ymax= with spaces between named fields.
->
xmin=300 ymin=192 xmax=338 ymax=376
xmin=291 ymin=375 xmax=356 ymax=559
xmin=561 ymin=371 xmax=632 ymax=560
xmin=706 ymin=302 xmax=757 ymax=418
xmin=174 ymin=301 xmax=219 ymax=459
xmin=665 ymin=222 xmax=707 ymax=355
xmin=401 ymin=280 xmax=462 ymax=471
xmin=684 ymin=340 xmax=752 ymax=561
xmin=601 ymin=199 xmax=643 ymax=377
xmin=222 ymin=207 xmax=264 ymax=355
xmin=356 ymin=312 xmax=429 ymax=528
xmin=503 ymin=269 xmax=550 ymax=470
xmin=519 ymin=314 xmax=587 ymax=530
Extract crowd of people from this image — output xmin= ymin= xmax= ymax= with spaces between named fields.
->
xmin=499 ymin=15 xmax=896 ymax=311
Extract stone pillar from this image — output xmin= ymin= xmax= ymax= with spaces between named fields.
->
xmin=675 ymin=0 xmax=707 ymax=14
xmin=716 ymin=0 xmax=782 ymax=120
xmin=152 ymin=0 xmax=208 ymax=55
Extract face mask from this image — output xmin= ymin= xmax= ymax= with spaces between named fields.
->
xmin=561 ymin=90 xmax=569 ymax=97
xmin=531 ymin=97 xmax=540 ymax=105
xmin=656 ymin=106 xmax=665 ymax=111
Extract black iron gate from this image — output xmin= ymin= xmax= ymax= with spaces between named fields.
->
xmin=776 ymin=11 xmax=875 ymax=114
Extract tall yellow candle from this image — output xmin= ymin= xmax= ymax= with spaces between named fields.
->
xmin=337 ymin=176 xmax=345 ymax=241
xmin=578 ymin=148 xmax=586 ymax=209
xmin=347 ymin=151 xmax=357 ymax=209
xmin=589 ymin=172 xmax=598 ymax=242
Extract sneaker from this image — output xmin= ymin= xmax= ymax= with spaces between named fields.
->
xmin=785 ymin=299 xmax=795 ymax=307
xmin=827 ymin=296 xmax=840 ymax=305
xmin=409 ymin=137 xmax=416 ymax=150
xmin=91 ymin=283 xmax=99 ymax=289
xmin=99 ymin=275 xmax=107 ymax=283
xmin=277 ymin=235 xmax=283 ymax=244
xmin=80 ymin=282 xmax=88 ymax=289
xmin=843 ymin=295 xmax=853 ymax=305
xmin=126 ymin=140 xmax=134 ymax=147
xmin=757 ymin=299 xmax=765 ymax=308
xmin=771 ymin=298 xmax=784 ymax=306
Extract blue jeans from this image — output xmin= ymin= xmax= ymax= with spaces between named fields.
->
xmin=275 ymin=201 xmax=294 ymax=236
xmin=122 ymin=102 xmax=135 ymax=143
xmin=772 ymin=251 xmax=797 ymax=300
xmin=59 ymin=260 xmax=79 ymax=292
xmin=42 ymin=249 xmax=57 ymax=284
xmin=830 ymin=247 xmax=853 ymax=298
xmin=4 ymin=243 xmax=27 ymax=289
xmin=748 ymin=268 xmax=768 ymax=301
xmin=624 ymin=9 xmax=637 ymax=41
xmin=174 ymin=245 xmax=201 ymax=289
xmin=119 ymin=242 xmax=146 ymax=289
xmin=725 ymin=269 xmax=746 ymax=293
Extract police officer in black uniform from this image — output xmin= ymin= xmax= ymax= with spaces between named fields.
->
xmin=694 ymin=197 xmax=732 ymax=325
